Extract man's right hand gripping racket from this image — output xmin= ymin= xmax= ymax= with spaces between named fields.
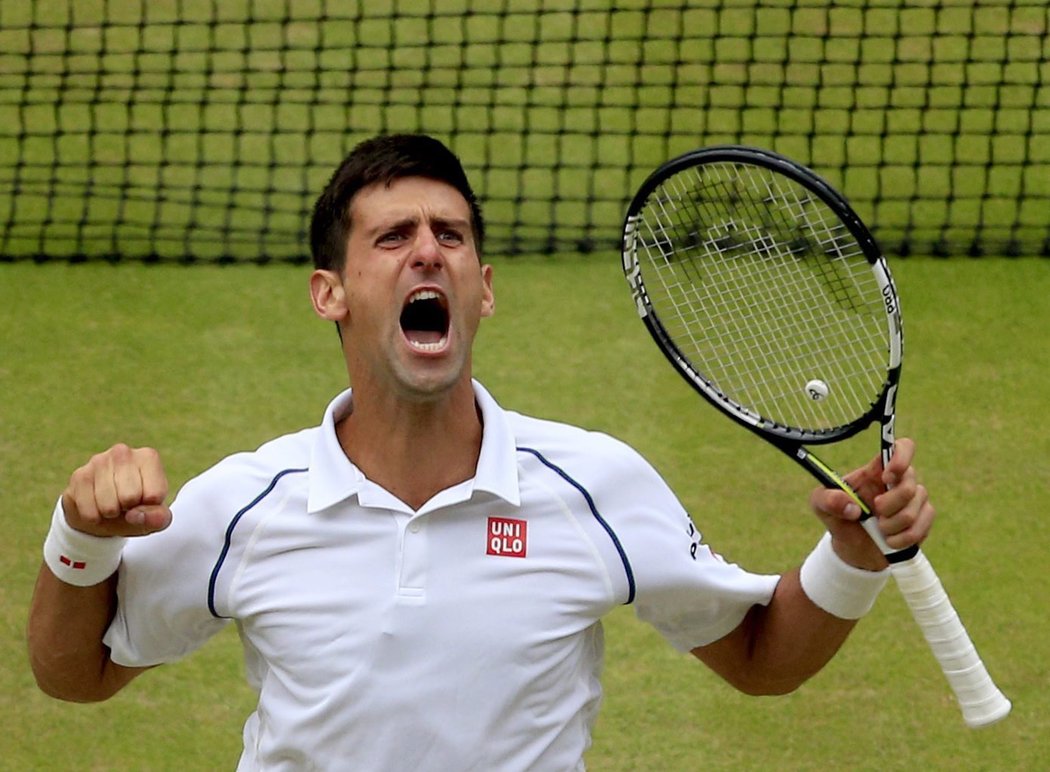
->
xmin=621 ymin=145 xmax=1010 ymax=728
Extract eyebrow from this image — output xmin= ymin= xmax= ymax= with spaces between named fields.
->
xmin=364 ymin=215 xmax=472 ymax=238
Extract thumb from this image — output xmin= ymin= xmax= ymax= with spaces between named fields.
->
xmin=809 ymin=487 xmax=886 ymax=569
xmin=123 ymin=504 xmax=173 ymax=536
xmin=810 ymin=487 xmax=864 ymax=525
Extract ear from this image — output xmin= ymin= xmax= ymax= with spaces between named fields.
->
xmin=309 ymin=269 xmax=348 ymax=322
xmin=480 ymin=263 xmax=495 ymax=318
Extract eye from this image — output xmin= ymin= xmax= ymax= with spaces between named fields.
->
xmin=438 ymin=228 xmax=464 ymax=245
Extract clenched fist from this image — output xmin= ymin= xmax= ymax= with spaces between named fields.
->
xmin=62 ymin=444 xmax=172 ymax=537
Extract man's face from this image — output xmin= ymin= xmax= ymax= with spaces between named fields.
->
xmin=336 ymin=176 xmax=494 ymax=401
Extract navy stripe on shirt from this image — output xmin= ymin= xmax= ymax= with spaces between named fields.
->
xmin=516 ymin=446 xmax=636 ymax=604
xmin=207 ymin=467 xmax=309 ymax=618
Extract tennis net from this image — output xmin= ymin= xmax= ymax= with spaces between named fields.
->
xmin=0 ymin=0 xmax=1046 ymax=262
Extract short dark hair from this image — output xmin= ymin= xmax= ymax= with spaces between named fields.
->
xmin=309 ymin=133 xmax=485 ymax=271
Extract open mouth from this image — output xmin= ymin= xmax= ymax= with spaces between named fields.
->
xmin=400 ymin=289 xmax=450 ymax=352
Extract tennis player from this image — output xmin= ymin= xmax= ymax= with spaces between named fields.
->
xmin=28 ymin=134 xmax=934 ymax=771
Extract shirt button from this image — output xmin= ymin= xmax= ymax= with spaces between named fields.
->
xmin=409 ymin=522 xmax=421 ymax=534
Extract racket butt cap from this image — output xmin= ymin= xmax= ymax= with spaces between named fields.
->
xmin=962 ymin=693 xmax=1011 ymax=729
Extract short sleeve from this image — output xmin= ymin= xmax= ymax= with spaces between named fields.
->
xmin=589 ymin=440 xmax=781 ymax=652
xmin=102 ymin=470 xmax=232 ymax=667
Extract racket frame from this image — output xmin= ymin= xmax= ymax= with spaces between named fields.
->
xmin=623 ymin=145 xmax=911 ymax=559
xmin=621 ymin=144 xmax=1011 ymax=728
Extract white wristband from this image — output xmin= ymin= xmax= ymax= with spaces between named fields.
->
xmin=43 ymin=498 xmax=126 ymax=587
xmin=799 ymin=532 xmax=889 ymax=620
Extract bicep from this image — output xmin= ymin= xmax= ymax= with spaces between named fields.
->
xmin=690 ymin=604 xmax=768 ymax=695
xmin=100 ymin=660 xmax=155 ymax=698
xmin=690 ymin=569 xmax=859 ymax=696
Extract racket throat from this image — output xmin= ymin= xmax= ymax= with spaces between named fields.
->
xmin=793 ymin=447 xmax=918 ymax=564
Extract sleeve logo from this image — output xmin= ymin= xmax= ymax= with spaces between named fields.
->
xmin=686 ymin=519 xmax=723 ymax=563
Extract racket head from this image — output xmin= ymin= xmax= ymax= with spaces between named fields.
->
xmin=622 ymin=145 xmax=902 ymax=445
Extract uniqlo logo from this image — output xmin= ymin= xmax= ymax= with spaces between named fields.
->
xmin=486 ymin=517 xmax=527 ymax=558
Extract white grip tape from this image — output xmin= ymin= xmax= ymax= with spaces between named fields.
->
xmin=890 ymin=551 xmax=1012 ymax=728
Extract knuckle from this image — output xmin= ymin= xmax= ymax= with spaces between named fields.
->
xmin=135 ymin=446 xmax=165 ymax=475
xmin=69 ymin=466 xmax=91 ymax=487
xmin=97 ymin=499 xmax=123 ymax=518
xmin=897 ymin=476 xmax=918 ymax=499
xmin=74 ymin=497 xmax=102 ymax=522
xmin=134 ymin=445 xmax=159 ymax=461
xmin=117 ymin=488 xmax=141 ymax=507
xmin=108 ymin=443 xmax=133 ymax=460
xmin=77 ymin=512 xmax=102 ymax=527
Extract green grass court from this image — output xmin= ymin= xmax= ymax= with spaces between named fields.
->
xmin=1 ymin=0 xmax=1047 ymax=767
xmin=1 ymin=257 xmax=1047 ymax=769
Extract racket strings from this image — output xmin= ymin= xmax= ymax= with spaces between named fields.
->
xmin=635 ymin=161 xmax=890 ymax=432
xmin=645 ymin=222 xmax=883 ymax=427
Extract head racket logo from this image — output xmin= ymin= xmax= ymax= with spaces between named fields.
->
xmin=882 ymin=383 xmax=898 ymax=446
xmin=882 ymin=284 xmax=897 ymax=315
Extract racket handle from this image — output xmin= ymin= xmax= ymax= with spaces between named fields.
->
xmin=889 ymin=549 xmax=1012 ymax=728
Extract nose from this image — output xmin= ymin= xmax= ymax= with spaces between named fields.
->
xmin=412 ymin=229 xmax=444 ymax=270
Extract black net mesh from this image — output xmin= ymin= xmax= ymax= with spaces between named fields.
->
xmin=0 ymin=0 xmax=1046 ymax=263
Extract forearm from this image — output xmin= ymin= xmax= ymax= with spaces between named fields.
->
xmin=29 ymin=446 xmax=171 ymax=701
xmin=694 ymin=537 xmax=889 ymax=695
xmin=27 ymin=566 xmax=140 ymax=702
xmin=734 ymin=569 xmax=859 ymax=694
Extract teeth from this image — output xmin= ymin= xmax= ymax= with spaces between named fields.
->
xmin=408 ymin=338 xmax=447 ymax=353
xmin=409 ymin=289 xmax=441 ymax=303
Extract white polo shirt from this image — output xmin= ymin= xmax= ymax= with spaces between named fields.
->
xmin=104 ymin=381 xmax=779 ymax=771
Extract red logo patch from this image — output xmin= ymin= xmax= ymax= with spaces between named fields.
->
xmin=486 ymin=517 xmax=527 ymax=558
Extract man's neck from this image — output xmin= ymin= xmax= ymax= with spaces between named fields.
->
xmin=335 ymin=379 xmax=483 ymax=511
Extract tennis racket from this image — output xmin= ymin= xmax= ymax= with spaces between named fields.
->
xmin=621 ymin=144 xmax=1010 ymax=728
